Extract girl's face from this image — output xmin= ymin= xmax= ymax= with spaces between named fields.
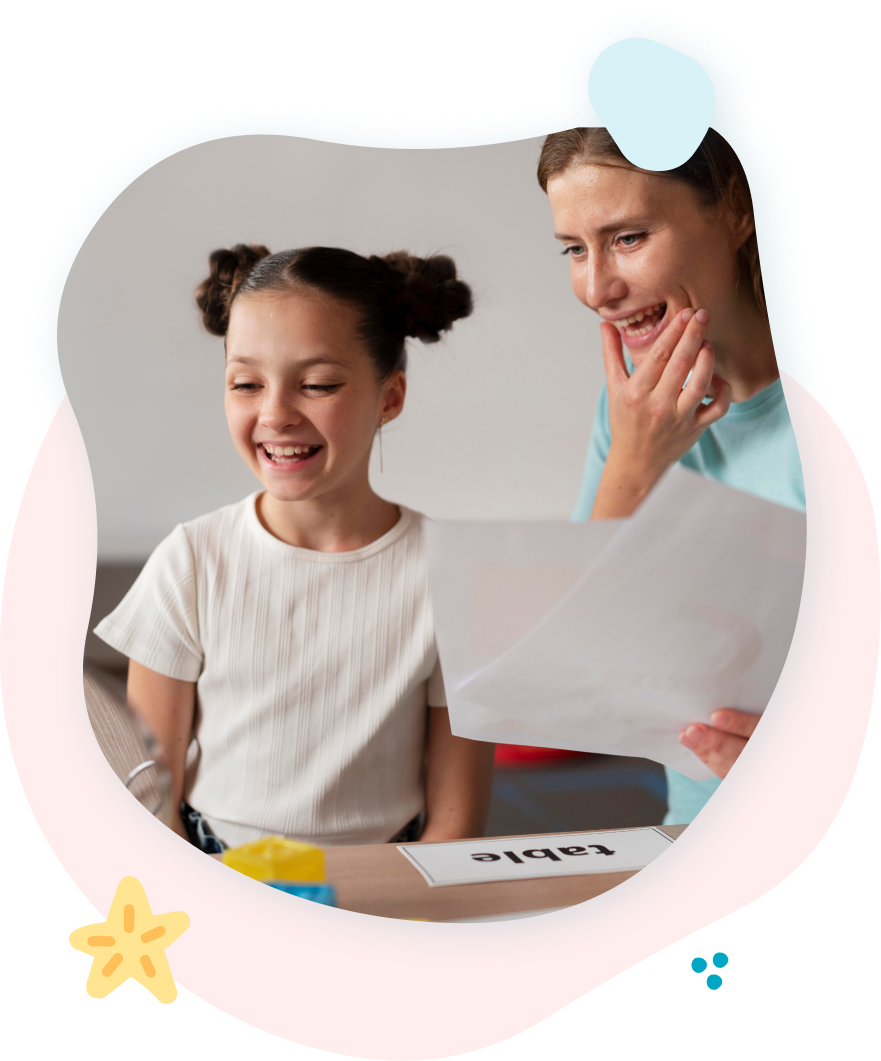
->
xmin=546 ymin=163 xmax=749 ymax=366
xmin=224 ymin=291 xmax=404 ymax=505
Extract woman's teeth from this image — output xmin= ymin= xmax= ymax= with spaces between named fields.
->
xmin=616 ymin=303 xmax=665 ymax=336
xmin=263 ymin=444 xmax=319 ymax=462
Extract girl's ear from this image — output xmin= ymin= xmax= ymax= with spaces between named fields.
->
xmin=380 ymin=369 xmax=407 ymax=423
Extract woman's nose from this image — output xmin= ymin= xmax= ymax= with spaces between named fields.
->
xmin=578 ymin=255 xmax=628 ymax=311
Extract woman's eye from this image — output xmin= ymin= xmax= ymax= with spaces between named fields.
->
xmin=303 ymin=383 xmax=342 ymax=394
xmin=617 ymin=232 xmax=645 ymax=247
xmin=229 ymin=382 xmax=260 ymax=392
xmin=561 ymin=245 xmax=585 ymax=257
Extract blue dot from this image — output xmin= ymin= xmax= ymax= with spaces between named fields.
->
xmin=713 ymin=952 xmax=729 ymax=968
xmin=691 ymin=957 xmax=707 ymax=973
xmin=707 ymin=974 xmax=723 ymax=990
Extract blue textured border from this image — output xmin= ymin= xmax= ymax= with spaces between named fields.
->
xmin=29 ymin=12 xmax=827 ymax=426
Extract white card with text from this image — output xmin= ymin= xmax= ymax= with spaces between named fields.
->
xmin=398 ymin=828 xmax=674 ymax=887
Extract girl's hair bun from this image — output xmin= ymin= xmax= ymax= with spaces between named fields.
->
xmin=372 ymin=252 xmax=473 ymax=343
xmin=195 ymin=243 xmax=271 ymax=335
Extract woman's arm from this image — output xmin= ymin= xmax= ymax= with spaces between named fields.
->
xmin=127 ymin=660 xmax=197 ymax=838
xmin=419 ymin=708 xmax=495 ymax=842
xmin=679 ymin=709 xmax=761 ymax=779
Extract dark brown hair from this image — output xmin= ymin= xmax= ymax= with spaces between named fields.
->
xmin=195 ymin=245 xmax=474 ymax=379
xmin=537 ymin=127 xmax=765 ymax=315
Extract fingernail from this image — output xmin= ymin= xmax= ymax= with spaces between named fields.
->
xmin=681 ymin=308 xmax=695 ymax=322
xmin=710 ymin=710 xmax=729 ymax=727
xmin=679 ymin=724 xmax=703 ymax=749
xmin=695 ymin=309 xmax=709 ymax=324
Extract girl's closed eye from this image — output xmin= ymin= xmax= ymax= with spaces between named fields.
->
xmin=229 ymin=381 xmax=261 ymax=392
xmin=302 ymin=382 xmax=342 ymax=394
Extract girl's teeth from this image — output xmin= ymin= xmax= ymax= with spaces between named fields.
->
xmin=263 ymin=444 xmax=316 ymax=461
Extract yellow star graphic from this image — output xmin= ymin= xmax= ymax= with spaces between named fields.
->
xmin=69 ymin=876 xmax=190 ymax=1003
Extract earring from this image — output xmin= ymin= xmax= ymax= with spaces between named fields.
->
xmin=379 ymin=416 xmax=389 ymax=473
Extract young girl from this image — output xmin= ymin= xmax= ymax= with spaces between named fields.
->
xmin=95 ymin=244 xmax=495 ymax=848
xmin=537 ymin=128 xmax=805 ymax=824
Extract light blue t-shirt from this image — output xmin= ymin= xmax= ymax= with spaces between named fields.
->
xmin=572 ymin=377 xmax=805 ymax=824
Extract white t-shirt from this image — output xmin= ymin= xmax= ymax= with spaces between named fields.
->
xmin=94 ymin=496 xmax=446 ymax=847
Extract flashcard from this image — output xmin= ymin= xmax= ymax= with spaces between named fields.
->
xmin=398 ymin=827 xmax=674 ymax=887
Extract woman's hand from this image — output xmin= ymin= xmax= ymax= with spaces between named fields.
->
xmin=678 ymin=709 xmax=761 ymax=779
xmin=591 ymin=308 xmax=732 ymax=519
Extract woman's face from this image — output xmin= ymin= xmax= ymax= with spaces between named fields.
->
xmin=546 ymin=163 xmax=745 ymax=366
xmin=224 ymin=290 xmax=404 ymax=505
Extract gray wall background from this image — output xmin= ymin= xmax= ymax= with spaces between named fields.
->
xmin=58 ymin=135 xmax=605 ymax=561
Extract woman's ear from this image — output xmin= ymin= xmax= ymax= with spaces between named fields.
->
xmin=725 ymin=174 xmax=755 ymax=249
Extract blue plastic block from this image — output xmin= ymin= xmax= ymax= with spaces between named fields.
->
xmin=265 ymin=881 xmax=337 ymax=906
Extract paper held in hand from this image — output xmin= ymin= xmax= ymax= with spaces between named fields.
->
xmin=426 ymin=466 xmax=806 ymax=781
xmin=399 ymin=828 xmax=674 ymax=887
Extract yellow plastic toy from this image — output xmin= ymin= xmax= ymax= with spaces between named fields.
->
xmin=223 ymin=836 xmax=325 ymax=882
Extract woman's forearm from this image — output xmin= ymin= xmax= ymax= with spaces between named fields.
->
xmin=590 ymin=450 xmax=665 ymax=519
xmin=420 ymin=708 xmax=495 ymax=842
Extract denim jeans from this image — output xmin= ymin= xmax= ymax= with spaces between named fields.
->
xmin=180 ymin=801 xmax=228 ymax=853
xmin=181 ymin=803 xmax=425 ymax=849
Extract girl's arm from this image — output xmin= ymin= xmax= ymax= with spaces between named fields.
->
xmin=127 ymin=660 xmax=197 ymax=839
xmin=420 ymin=708 xmax=495 ymax=843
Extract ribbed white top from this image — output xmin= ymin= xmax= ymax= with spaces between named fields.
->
xmin=95 ymin=495 xmax=445 ymax=847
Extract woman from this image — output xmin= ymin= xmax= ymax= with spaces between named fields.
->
xmin=537 ymin=128 xmax=804 ymax=824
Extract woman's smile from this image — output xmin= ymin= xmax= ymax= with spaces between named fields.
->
xmin=604 ymin=302 xmax=668 ymax=347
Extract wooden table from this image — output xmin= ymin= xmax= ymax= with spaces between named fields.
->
xmin=323 ymin=824 xmax=687 ymax=921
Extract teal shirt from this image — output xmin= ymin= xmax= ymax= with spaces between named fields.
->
xmin=572 ymin=378 xmax=805 ymax=824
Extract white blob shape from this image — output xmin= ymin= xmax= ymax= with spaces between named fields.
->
xmin=585 ymin=37 xmax=717 ymax=170
xmin=1 ymin=379 xmax=874 ymax=1052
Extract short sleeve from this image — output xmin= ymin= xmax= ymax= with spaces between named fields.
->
xmin=93 ymin=525 xmax=203 ymax=682
xmin=571 ymin=383 xmax=612 ymax=522
xmin=427 ymin=656 xmax=447 ymax=708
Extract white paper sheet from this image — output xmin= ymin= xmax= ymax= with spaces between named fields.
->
xmin=398 ymin=828 xmax=673 ymax=887
xmin=426 ymin=467 xmax=806 ymax=780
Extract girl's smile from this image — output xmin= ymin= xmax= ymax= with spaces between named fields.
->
xmin=258 ymin=442 xmax=324 ymax=470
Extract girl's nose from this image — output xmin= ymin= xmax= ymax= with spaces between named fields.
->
xmin=259 ymin=391 xmax=304 ymax=433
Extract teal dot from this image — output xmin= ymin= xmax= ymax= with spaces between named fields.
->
xmin=713 ymin=952 xmax=729 ymax=968
xmin=707 ymin=975 xmax=723 ymax=990
xmin=691 ymin=957 xmax=707 ymax=973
